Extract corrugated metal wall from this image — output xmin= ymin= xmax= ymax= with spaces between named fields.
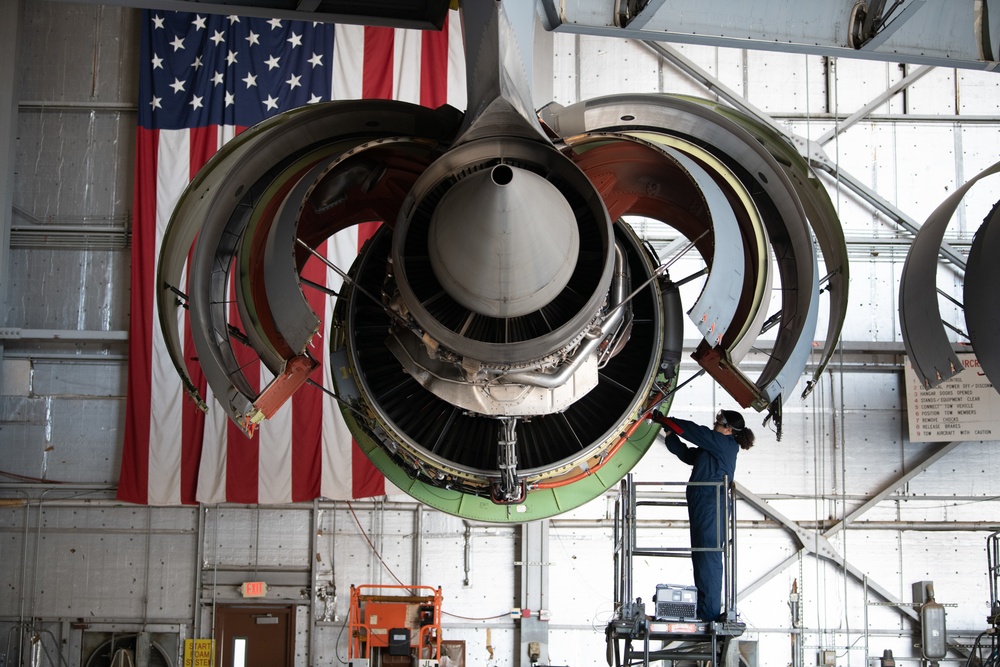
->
xmin=2 ymin=3 xmax=1000 ymax=667
xmin=3 ymin=0 xmax=132 ymax=486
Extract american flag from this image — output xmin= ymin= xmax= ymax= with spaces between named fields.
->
xmin=118 ymin=9 xmax=466 ymax=505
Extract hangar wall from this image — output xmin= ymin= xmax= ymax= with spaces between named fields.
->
xmin=1 ymin=3 xmax=999 ymax=667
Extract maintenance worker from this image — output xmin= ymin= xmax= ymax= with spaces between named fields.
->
xmin=651 ymin=409 xmax=755 ymax=622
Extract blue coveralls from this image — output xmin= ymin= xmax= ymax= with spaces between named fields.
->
xmin=661 ymin=417 xmax=738 ymax=622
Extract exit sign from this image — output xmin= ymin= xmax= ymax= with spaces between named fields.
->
xmin=240 ymin=581 xmax=268 ymax=598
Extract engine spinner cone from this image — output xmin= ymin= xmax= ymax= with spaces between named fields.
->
xmin=428 ymin=164 xmax=580 ymax=318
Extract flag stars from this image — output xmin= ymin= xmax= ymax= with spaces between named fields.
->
xmin=228 ymin=15 xmax=240 ymax=24
xmin=145 ymin=17 xmax=334 ymax=126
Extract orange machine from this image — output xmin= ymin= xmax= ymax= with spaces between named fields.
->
xmin=348 ymin=584 xmax=443 ymax=664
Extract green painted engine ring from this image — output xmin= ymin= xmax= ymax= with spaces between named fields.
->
xmin=339 ymin=402 xmax=668 ymax=523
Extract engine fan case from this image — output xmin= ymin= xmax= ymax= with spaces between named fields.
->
xmin=331 ymin=222 xmax=670 ymax=522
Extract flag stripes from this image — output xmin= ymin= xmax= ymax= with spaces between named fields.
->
xmin=119 ymin=10 xmax=465 ymax=505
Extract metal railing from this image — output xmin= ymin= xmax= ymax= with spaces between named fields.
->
xmin=612 ymin=474 xmax=738 ymax=622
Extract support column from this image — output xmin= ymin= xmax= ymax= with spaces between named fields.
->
xmin=0 ymin=0 xmax=23 ymax=396
xmin=519 ymin=520 xmax=549 ymax=666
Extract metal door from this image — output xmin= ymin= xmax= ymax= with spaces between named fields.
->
xmin=214 ymin=604 xmax=295 ymax=667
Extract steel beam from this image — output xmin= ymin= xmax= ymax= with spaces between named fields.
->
xmin=0 ymin=1 xmax=23 ymax=397
xmin=816 ymin=65 xmax=935 ymax=145
xmin=543 ymin=0 xmax=1000 ymax=72
xmin=0 ymin=328 xmax=129 ymax=341
xmin=640 ymin=41 xmax=787 ymax=138
xmin=735 ymin=441 xmax=965 ymax=621
xmin=642 ymin=40 xmax=969 ymax=274
xmin=807 ymin=144 xmax=968 ymax=270
xmin=56 ymin=0 xmax=450 ymax=30
xmin=518 ymin=520 xmax=550 ymax=667
xmin=829 ymin=441 xmax=965 ymax=536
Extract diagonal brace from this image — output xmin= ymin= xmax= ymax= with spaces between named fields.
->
xmin=642 ymin=40 xmax=966 ymax=273
xmin=816 ymin=65 xmax=934 ymax=145
xmin=734 ymin=441 xmax=964 ymax=620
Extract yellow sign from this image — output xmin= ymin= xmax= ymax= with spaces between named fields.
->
xmin=183 ymin=639 xmax=215 ymax=667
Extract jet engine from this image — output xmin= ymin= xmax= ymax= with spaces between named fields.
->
xmin=156 ymin=1 xmax=847 ymax=521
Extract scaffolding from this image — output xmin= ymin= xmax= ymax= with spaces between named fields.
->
xmin=966 ymin=531 xmax=1000 ymax=667
xmin=606 ymin=474 xmax=745 ymax=666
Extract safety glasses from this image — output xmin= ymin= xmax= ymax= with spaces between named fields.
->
xmin=715 ymin=410 xmax=741 ymax=432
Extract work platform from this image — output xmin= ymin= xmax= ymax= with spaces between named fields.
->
xmin=606 ymin=611 xmax=746 ymax=666
xmin=606 ymin=475 xmax=746 ymax=666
